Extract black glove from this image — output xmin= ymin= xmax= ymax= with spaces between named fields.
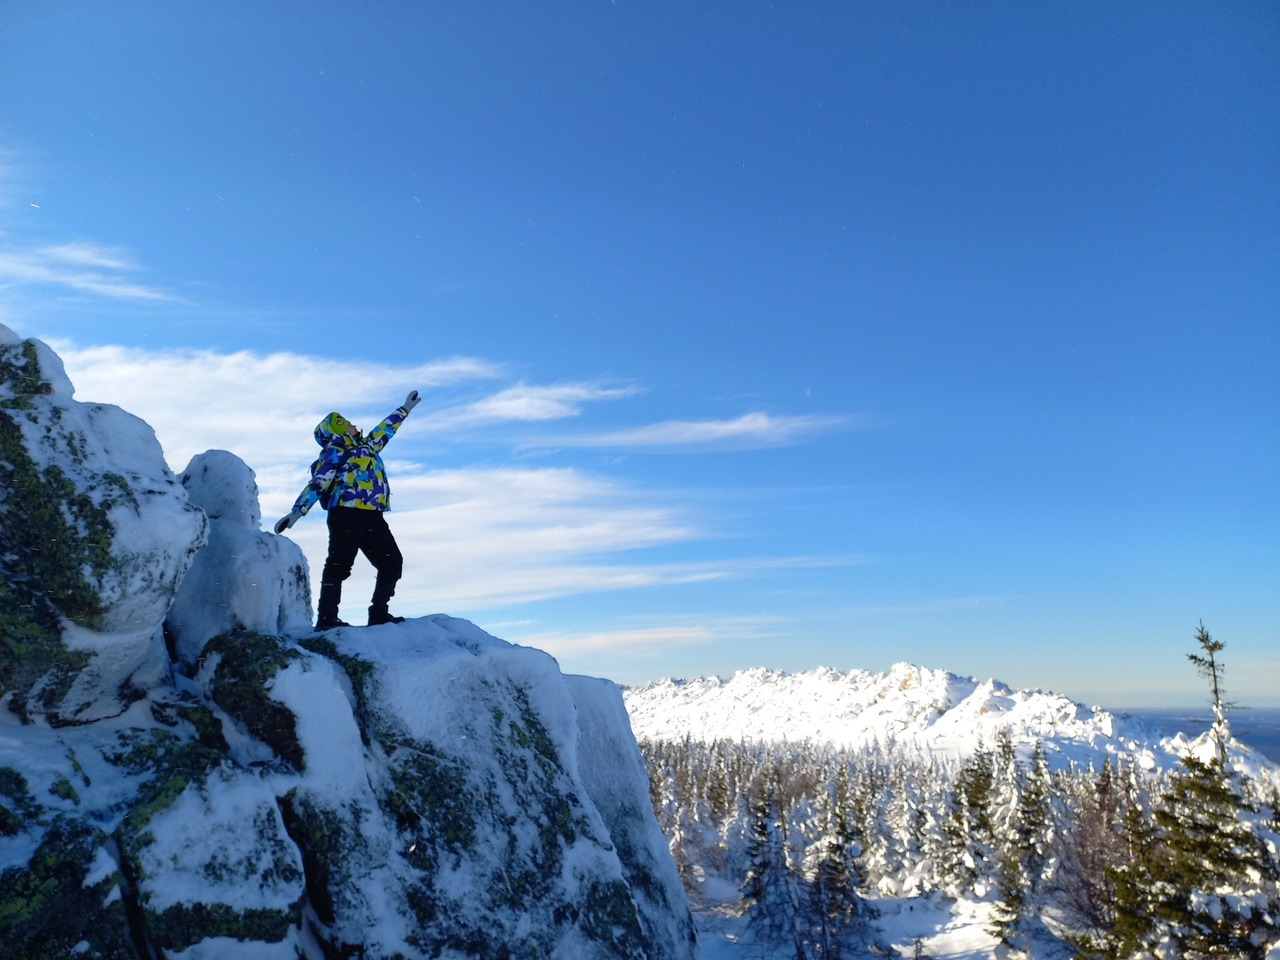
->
xmin=274 ymin=509 xmax=303 ymax=534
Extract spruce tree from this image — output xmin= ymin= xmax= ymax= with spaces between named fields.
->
xmin=1186 ymin=621 xmax=1232 ymax=766
xmin=1086 ymin=625 xmax=1280 ymax=958
xmin=1060 ymin=759 xmax=1129 ymax=939
xmin=990 ymin=742 xmax=1060 ymax=951
xmin=1145 ymin=754 xmax=1279 ymax=959
xmin=942 ymin=742 xmax=997 ymax=896
xmin=743 ymin=781 xmax=806 ymax=957
xmin=804 ymin=767 xmax=879 ymax=958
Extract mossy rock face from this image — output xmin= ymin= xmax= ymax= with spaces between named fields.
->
xmin=107 ymin=726 xmax=228 ymax=861
xmin=204 ymin=631 xmax=304 ymax=770
xmin=0 ymin=337 xmax=54 ymax=404
xmin=277 ymin=788 xmax=370 ymax=930
xmin=0 ymin=817 xmax=132 ymax=959
xmin=0 ymin=405 xmax=108 ymax=719
xmin=0 ymin=334 xmax=204 ymax=724
xmin=146 ymin=902 xmax=299 ymax=954
xmin=0 ymin=765 xmax=42 ymax=836
xmin=386 ymin=680 xmax=648 ymax=960
xmin=139 ymin=800 xmax=304 ymax=953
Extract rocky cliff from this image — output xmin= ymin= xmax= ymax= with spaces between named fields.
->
xmin=0 ymin=326 xmax=696 ymax=960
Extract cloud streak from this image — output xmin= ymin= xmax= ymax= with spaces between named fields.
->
xmin=0 ymin=242 xmax=175 ymax=301
xmin=425 ymin=381 xmax=641 ymax=430
xmin=52 ymin=340 xmax=507 ymax=473
xmin=279 ymin=465 xmax=717 ymax=610
xmin=530 ymin=411 xmax=859 ymax=452
xmin=46 ymin=337 xmax=860 ymax=618
xmin=508 ymin=616 xmax=786 ymax=660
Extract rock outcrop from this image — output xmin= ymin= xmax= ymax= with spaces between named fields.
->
xmin=166 ymin=449 xmax=313 ymax=668
xmin=0 ymin=327 xmax=696 ymax=960
xmin=0 ymin=325 xmax=207 ymax=724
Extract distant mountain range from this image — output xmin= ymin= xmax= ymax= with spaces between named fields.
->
xmin=623 ymin=663 xmax=1280 ymax=783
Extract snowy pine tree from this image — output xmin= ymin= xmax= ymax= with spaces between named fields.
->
xmin=802 ymin=766 xmax=881 ymax=958
xmin=1147 ymin=754 xmax=1279 ymax=959
xmin=941 ymin=741 xmax=998 ymax=897
xmin=1058 ymin=759 xmax=1131 ymax=941
xmin=742 ymin=781 xmax=806 ymax=957
xmin=989 ymin=741 xmax=1057 ymax=950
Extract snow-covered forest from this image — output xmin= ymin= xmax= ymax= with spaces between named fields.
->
xmin=636 ymin=700 xmax=1280 ymax=958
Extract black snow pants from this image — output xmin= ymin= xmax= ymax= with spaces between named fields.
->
xmin=318 ymin=506 xmax=403 ymax=620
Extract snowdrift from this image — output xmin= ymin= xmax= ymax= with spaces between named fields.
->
xmin=0 ymin=326 xmax=695 ymax=959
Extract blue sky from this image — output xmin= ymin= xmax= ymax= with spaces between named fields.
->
xmin=2 ymin=2 xmax=1277 ymax=706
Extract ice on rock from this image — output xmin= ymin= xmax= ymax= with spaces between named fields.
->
xmin=166 ymin=450 xmax=313 ymax=666
xmin=0 ymin=327 xmax=207 ymax=723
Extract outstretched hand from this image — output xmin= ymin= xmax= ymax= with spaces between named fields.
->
xmin=274 ymin=510 xmax=302 ymax=534
xmin=403 ymin=389 xmax=421 ymax=412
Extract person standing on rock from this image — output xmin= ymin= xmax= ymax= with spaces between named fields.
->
xmin=275 ymin=391 xmax=420 ymax=629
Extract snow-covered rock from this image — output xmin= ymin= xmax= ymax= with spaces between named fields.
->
xmin=166 ymin=449 xmax=313 ymax=666
xmin=0 ymin=620 xmax=697 ymax=959
xmin=0 ymin=325 xmax=696 ymax=960
xmin=0 ymin=324 xmax=207 ymax=724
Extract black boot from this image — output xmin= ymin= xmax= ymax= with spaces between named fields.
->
xmin=316 ymin=581 xmax=350 ymax=630
xmin=367 ymin=604 xmax=405 ymax=627
xmin=368 ymin=573 xmax=403 ymax=626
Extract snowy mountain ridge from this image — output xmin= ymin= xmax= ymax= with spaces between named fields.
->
xmin=624 ymin=662 xmax=1280 ymax=784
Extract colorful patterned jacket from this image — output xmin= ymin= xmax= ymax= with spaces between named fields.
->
xmin=291 ymin=406 xmax=410 ymax=514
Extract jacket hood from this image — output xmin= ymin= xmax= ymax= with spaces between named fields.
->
xmin=315 ymin=412 xmax=358 ymax=448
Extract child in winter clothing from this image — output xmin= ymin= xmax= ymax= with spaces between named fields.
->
xmin=275 ymin=390 xmax=420 ymax=628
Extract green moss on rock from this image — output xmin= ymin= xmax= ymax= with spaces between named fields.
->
xmin=387 ymin=743 xmax=477 ymax=867
xmin=0 ymin=817 xmax=132 ymax=959
xmin=48 ymin=776 xmax=80 ymax=805
xmin=107 ymin=727 xmax=225 ymax=857
xmin=573 ymin=878 xmax=648 ymax=958
xmin=0 ymin=766 xmax=42 ymax=836
xmin=205 ymin=631 xmax=304 ymax=771
xmin=0 ymin=401 xmax=116 ymax=718
xmin=147 ymin=901 xmax=298 ymax=953
xmin=0 ymin=339 xmax=54 ymax=404
xmin=277 ymin=789 xmax=352 ymax=926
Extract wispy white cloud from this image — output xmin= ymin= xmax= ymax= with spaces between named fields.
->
xmin=426 ymin=381 xmax=640 ymax=430
xmin=507 ymin=616 xmax=785 ymax=659
xmin=531 ymin=411 xmax=859 ymax=452
xmin=40 ymin=241 xmax=139 ymax=271
xmin=279 ymin=465 xmax=717 ymax=610
xmin=51 ymin=341 xmax=506 ymax=472
xmin=47 ymin=338 xmax=862 ymax=616
xmin=0 ymin=158 xmax=172 ymax=300
xmin=0 ymin=242 xmax=175 ymax=301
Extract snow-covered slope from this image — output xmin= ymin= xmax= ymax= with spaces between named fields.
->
xmin=624 ymin=663 xmax=1280 ymax=782
xmin=0 ymin=326 xmax=695 ymax=960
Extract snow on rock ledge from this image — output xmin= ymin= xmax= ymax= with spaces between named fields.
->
xmin=251 ymin=616 xmax=696 ymax=959
xmin=0 ymin=324 xmax=207 ymax=723
xmin=166 ymin=449 xmax=313 ymax=667
xmin=0 ymin=616 xmax=696 ymax=959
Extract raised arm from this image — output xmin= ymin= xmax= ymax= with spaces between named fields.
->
xmin=367 ymin=390 xmax=420 ymax=452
